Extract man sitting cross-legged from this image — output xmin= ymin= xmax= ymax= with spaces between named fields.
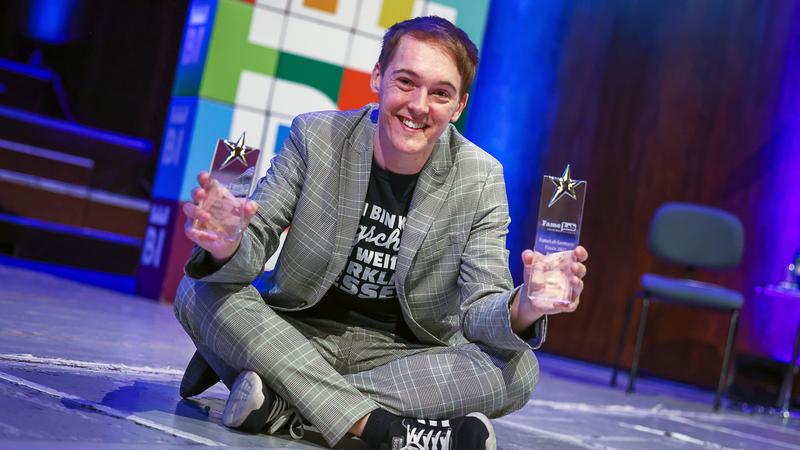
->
xmin=174 ymin=15 xmax=588 ymax=450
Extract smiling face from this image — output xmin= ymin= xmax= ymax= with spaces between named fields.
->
xmin=370 ymin=35 xmax=468 ymax=174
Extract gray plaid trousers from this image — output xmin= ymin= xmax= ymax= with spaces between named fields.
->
xmin=174 ymin=276 xmax=538 ymax=446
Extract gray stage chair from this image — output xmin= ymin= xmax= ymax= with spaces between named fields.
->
xmin=610 ymin=202 xmax=745 ymax=411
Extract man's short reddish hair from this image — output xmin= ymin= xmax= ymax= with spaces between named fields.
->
xmin=378 ymin=16 xmax=479 ymax=97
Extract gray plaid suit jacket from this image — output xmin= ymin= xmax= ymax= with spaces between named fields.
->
xmin=186 ymin=104 xmax=546 ymax=353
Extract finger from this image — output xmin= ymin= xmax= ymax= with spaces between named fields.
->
xmin=187 ymin=226 xmax=218 ymax=244
xmin=197 ymin=231 xmax=218 ymax=243
xmin=185 ymin=225 xmax=204 ymax=244
xmin=555 ymin=295 xmax=579 ymax=312
xmin=242 ymin=200 xmax=259 ymax=225
xmin=182 ymin=202 xmax=207 ymax=222
xmin=571 ymin=277 xmax=584 ymax=298
xmin=521 ymin=249 xmax=536 ymax=286
xmin=571 ymin=262 xmax=587 ymax=279
xmin=553 ymin=299 xmax=572 ymax=308
xmin=547 ymin=299 xmax=572 ymax=315
xmin=197 ymin=171 xmax=211 ymax=188
xmin=182 ymin=201 xmax=194 ymax=218
xmin=574 ymin=245 xmax=588 ymax=262
xmin=191 ymin=186 xmax=207 ymax=204
xmin=521 ymin=249 xmax=536 ymax=266
xmin=568 ymin=297 xmax=580 ymax=312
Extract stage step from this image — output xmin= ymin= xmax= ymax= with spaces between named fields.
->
xmin=0 ymin=104 xmax=152 ymax=193
xmin=0 ymin=169 xmax=148 ymax=238
xmin=0 ymin=137 xmax=93 ymax=186
xmin=0 ymin=213 xmax=141 ymax=275
xmin=0 ymin=168 xmax=147 ymax=274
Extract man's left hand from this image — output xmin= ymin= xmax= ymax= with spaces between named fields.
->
xmin=511 ymin=246 xmax=588 ymax=333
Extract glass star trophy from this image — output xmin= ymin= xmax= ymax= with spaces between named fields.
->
xmin=192 ymin=133 xmax=261 ymax=241
xmin=528 ymin=164 xmax=587 ymax=304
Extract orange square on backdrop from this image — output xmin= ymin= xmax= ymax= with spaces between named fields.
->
xmin=304 ymin=0 xmax=337 ymax=14
xmin=338 ymin=68 xmax=378 ymax=110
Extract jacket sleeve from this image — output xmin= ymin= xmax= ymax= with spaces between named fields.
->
xmin=184 ymin=115 xmax=309 ymax=283
xmin=459 ymin=164 xmax=547 ymax=352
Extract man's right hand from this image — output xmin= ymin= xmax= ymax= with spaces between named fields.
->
xmin=183 ymin=172 xmax=259 ymax=265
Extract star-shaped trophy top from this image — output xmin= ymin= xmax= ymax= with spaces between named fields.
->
xmin=548 ymin=164 xmax=580 ymax=207
xmin=218 ymin=132 xmax=254 ymax=171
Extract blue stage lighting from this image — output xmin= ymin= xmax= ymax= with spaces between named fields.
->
xmin=466 ymin=2 xmax=573 ymax=282
xmin=25 ymin=0 xmax=80 ymax=45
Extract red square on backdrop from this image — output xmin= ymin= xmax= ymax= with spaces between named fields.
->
xmin=338 ymin=68 xmax=378 ymax=111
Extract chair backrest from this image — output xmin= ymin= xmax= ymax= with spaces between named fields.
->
xmin=648 ymin=202 xmax=744 ymax=270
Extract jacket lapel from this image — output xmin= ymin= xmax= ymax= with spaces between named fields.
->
xmin=395 ymin=128 xmax=457 ymax=305
xmin=327 ymin=109 xmax=375 ymax=281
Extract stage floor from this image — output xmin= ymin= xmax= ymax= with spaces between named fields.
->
xmin=0 ymin=264 xmax=798 ymax=449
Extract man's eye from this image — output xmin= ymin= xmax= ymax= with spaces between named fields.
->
xmin=435 ymin=90 xmax=450 ymax=97
xmin=397 ymin=78 xmax=412 ymax=86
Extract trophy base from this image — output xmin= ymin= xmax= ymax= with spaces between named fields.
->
xmin=192 ymin=178 xmax=245 ymax=241
xmin=527 ymin=251 xmax=573 ymax=306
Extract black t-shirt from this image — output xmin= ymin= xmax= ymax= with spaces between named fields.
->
xmin=297 ymin=159 xmax=419 ymax=340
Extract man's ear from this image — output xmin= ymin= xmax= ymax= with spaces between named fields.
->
xmin=450 ymin=93 xmax=469 ymax=122
xmin=370 ymin=63 xmax=381 ymax=95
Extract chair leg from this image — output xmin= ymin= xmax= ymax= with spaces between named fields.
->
xmin=627 ymin=296 xmax=650 ymax=394
xmin=611 ymin=294 xmax=637 ymax=387
xmin=714 ymin=309 xmax=740 ymax=411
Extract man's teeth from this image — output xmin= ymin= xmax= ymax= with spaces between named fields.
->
xmin=401 ymin=118 xmax=424 ymax=129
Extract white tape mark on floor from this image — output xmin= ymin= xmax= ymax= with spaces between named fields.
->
xmin=527 ymin=399 xmax=799 ymax=437
xmin=0 ymin=353 xmax=184 ymax=377
xmin=528 ymin=399 xmax=716 ymax=420
xmin=665 ymin=415 xmax=800 ymax=450
xmin=617 ymin=422 xmax=737 ymax=450
xmin=493 ymin=417 xmax=620 ymax=450
xmin=0 ymin=370 xmax=224 ymax=446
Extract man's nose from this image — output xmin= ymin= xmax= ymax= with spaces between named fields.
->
xmin=407 ymin=89 xmax=429 ymax=116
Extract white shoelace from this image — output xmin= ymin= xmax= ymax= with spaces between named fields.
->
xmin=264 ymin=396 xmax=305 ymax=439
xmin=400 ymin=422 xmax=451 ymax=450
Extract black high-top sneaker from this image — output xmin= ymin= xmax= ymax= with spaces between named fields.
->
xmin=384 ymin=413 xmax=496 ymax=450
